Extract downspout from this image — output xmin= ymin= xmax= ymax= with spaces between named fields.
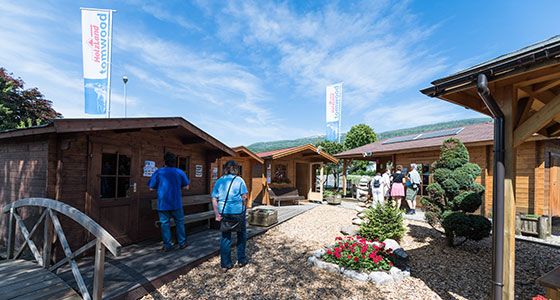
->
xmin=477 ymin=73 xmax=505 ymax=300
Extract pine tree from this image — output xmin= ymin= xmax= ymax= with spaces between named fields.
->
xmin=421 ymin=138 xmax=491 ymax=246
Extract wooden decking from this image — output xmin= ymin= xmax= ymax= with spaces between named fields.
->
xmin=54 ymin=203 xmax=316 ymax=300
xmin=0 ymin=259 xmax=81 ymax=300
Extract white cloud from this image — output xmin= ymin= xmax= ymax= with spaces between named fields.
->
xmin=363 ymin=98 xmax=483 ymax=132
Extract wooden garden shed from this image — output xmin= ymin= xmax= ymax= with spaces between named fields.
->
xmin=210 ymin=146 xmax=265 ymax=207
xmin=335 ymin=122 xmax=560 ymax=217
xmin=255 ymin=144 xmax=338 ymax=205
xmin=0 ymin=117 xmax=234 ymax=249
xmin=420 ymin=36 xmax=560 ymax=300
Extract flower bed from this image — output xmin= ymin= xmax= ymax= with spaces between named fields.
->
xmin=307 ymin=235 xmax=410 ymax=285
xmin=323 ymin=236 xmax=394 ymax=271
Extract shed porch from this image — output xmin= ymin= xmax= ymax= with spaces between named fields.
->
xmin=53 ymin=203 xmax=316 ymax=300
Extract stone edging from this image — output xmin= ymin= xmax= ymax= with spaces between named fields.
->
xmin=306 ymin=249 xmax=410 ymax=285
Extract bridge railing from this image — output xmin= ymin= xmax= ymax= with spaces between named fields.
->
xmin=3 ymin=198 xmax=122 ymax=300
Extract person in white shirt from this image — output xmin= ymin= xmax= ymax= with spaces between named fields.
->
xmin=382 ymin=169 xmax=391 ymax=202
xmin=405 ymin=163 xmax=422 ymax=215
xmin=370 ymin=172 xmax=384 ymax=206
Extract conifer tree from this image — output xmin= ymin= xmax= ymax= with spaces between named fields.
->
xmin=421 ymin=138 xmax=491 ymax=246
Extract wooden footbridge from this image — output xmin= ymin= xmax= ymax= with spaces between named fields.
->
xmin=0 ymin=198 xmax=121 ymax=300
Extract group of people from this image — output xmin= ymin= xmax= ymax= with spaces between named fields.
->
xmin=370 ymin=163 xmax=422 ymax=215
xmin=148 ymin=152 xmax=248 ymax=272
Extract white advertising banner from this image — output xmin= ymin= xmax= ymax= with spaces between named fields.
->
xmin=81 ymin=8 xmax=114 ymax=115
xmin=326 ymin=83 xmax=342 ymax=142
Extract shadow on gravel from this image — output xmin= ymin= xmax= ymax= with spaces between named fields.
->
xmin=405 ymin=222 xmax=559 ymax=300
xmin=145 ymin=234 xmax=385 ymax=299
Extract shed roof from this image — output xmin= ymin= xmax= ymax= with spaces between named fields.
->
xmin=232 ymin=146 xmax=264 ymax=164
xmin=0 ymin=117 xmax=235 ymax=156
xmin=335 ymin=122 xmax=494 ymax=159
xmin=256 ymin=144 xmax=338 ymax=163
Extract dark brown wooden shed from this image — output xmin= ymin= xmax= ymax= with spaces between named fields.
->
xmin=0 ymin=117 xmax=234 ymax=248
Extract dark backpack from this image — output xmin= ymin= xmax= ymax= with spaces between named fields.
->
xmin=373 ymin=178 xmax=381 ymax=188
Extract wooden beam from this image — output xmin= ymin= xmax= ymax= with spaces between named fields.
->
xmin=547 ymin=122 xmax=560 ymax=136
xmin=513 ymin=93 xmax=560 ymax=147
xmin=534 ymin=78 xmax=560 ymax=94
xmin=515 ymin=97 xmax=532 ymax=127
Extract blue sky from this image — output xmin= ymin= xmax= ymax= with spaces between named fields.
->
xmin=1 ymin=1 xmax=560 ymax=146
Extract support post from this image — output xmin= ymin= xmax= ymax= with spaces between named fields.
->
xmin=7 ymin=206 xmax=16 ymax=259
xmin=43 ymin=211 xmax=54 ymax=268
xmin=342 ymin=159 xmax=351 ymax=196
xmin=496 ymin=86 xmax=517 ymax=300
xmin=93 ymin=240 xmax=106 ymax=300
xmin=319 ymin=163 xmax=324 ymax=200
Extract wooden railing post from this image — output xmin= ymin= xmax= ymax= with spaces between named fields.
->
xmin=43 ymin=209 xmax=54 ymax=268
xmin=93 ymin=240 xmax=106 ymax=300
xmin=7 ymin=206 xmax=16 ymax=259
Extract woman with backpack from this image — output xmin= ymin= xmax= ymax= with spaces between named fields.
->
xmin=390 ymin=165 xmax=406 ymax=210
xmin=371 ymin=172 xmax=384 ymax=206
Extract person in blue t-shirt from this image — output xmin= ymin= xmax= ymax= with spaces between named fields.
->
xmin=148 ymin=152 xmax=190 ymax=251
xmin=211 ymin=160 xmax=248 ymax=272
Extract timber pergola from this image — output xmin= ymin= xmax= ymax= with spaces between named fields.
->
xmin=421 ymin=35 xmax=560 ymax=300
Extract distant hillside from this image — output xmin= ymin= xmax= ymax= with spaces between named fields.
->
xmin=247 ymin=118 xmax=492 ymax=153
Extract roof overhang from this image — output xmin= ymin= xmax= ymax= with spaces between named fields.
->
xmin=420 ymin=36 xmax=560 ymax=143
xmin=232 ymin=146 xmax=264 ymax=164
xmin=0 ymin=117 xmax=235 ymax=157
xmin=259 ymin=144 xmax=339 ymax=164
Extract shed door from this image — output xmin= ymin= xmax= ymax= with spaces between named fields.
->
xmin=89 ymin=143 xmax=139 ymax=245
xmin=551 ymin=153 xmax=560 ymax=217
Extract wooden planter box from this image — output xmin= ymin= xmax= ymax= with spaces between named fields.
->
xmin=326 ymin=195 xmax=342 ymax=205
xmin=248 ymin=209 xmax=278 ymax=227
xmin=515 ymin=214 xmax=551 ymax=239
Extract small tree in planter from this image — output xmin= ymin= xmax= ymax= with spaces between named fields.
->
xmin=421 ymin=138 xmax=491 ymax=246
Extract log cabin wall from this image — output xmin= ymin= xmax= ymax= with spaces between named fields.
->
xmin=0 ymin=134 xmax=50 ymax=248
xmin=543 ymin=139 xmax=560 ymax=216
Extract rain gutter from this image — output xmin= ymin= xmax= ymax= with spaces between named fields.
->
xmin=477 ymin=73 xmax=505 ymax=300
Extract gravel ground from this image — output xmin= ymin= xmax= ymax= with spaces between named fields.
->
xmin=142 ymin=205 xmax=560 ymax=300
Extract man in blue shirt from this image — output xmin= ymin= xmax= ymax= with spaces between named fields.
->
xmin=148 ymin=152 xmax=190 ymax=251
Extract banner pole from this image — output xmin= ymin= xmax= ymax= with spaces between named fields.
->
xmin=106 ymin=11 xmax=115 ymax=118
xmin=339 ymin=82 xmax=343 ymax=143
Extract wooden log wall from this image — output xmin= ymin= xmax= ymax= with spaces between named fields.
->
xmin=0 ymin=134 xmax=50 ymax=248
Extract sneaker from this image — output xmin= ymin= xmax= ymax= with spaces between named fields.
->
xmin=238 ymin=261 xmax=248 ymax=267
xmin=179 ymin=243 xmax=188 ymax=249
xmin=161 ymin=246 xmax=172 ymax=252
xmin=412 ymin=209 xmax=416 ymax=215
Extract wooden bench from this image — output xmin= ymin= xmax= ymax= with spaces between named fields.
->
xmin=269 ymin=188 xmax=304 ymax=207
xmin=537 ymin=265 xmax=560 ymax=300
xmin=151 ymin=194 xmax=215 ymax=228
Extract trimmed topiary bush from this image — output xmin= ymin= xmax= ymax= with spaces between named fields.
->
xmin=421 ymin=137 xmax=491 ymax=246
xmin=359 ymin=201 xmax=406 ymax=242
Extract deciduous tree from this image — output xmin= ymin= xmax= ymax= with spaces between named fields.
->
xmin=0 ymin=68 xmax=61 ymax=130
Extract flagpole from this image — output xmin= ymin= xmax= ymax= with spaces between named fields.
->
xmin=338 ymin=82 xmax=343 ymax=143
xmin=106 ymin=10 xmax=115 ymax=118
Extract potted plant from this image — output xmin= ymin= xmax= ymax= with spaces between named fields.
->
xmin=326 ymin=189 xmax=342 ymax=205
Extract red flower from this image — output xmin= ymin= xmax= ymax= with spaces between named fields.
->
xmin=353 ymin=257 xmax=359 ymax=262
xmin=347 ymin=255 xmax=352 ymax=259
xmin=327 ymin=250 xmax=332 ymax=255
xmin=369 ymin=253 xmax=375 ymax=259
xmin=389 ymin=262 xmax=393 ymax=266
xmin=344 ymin=243 xmax=349 ymax=247
xmin=532 ymin=296 xmax=547 ymax=300
xmin=374 ymin=238 xmax=378 ymax=242
xmin=335 ymin=253 xmax=341 ymax=259
xmin=362 ymin=255 xmax=366 ymax=259
xmin=351 ymin=248 xmax=355 ymax=253
xmin=335 ymin=237 xmax=342 ymax=241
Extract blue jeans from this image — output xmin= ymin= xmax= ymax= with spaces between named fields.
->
xmin=158 ymin=208 xmax=186 ymax=249
xmin=220 ymin=212 xmax=247 ymax=268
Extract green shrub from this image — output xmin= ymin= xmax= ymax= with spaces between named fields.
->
xmin=433 ymin=168 xmax=452 ymax=183
xmin=359 ymin=202 xmax=406 ymax=242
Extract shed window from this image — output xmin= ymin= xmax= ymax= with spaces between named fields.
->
xmin=177 ymin=156 xmax=190 ymax=177
xmin=100 ymin=152 xmax=131 ymax=199
xmin=421 ymin=163 xmax=430 ymax=196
